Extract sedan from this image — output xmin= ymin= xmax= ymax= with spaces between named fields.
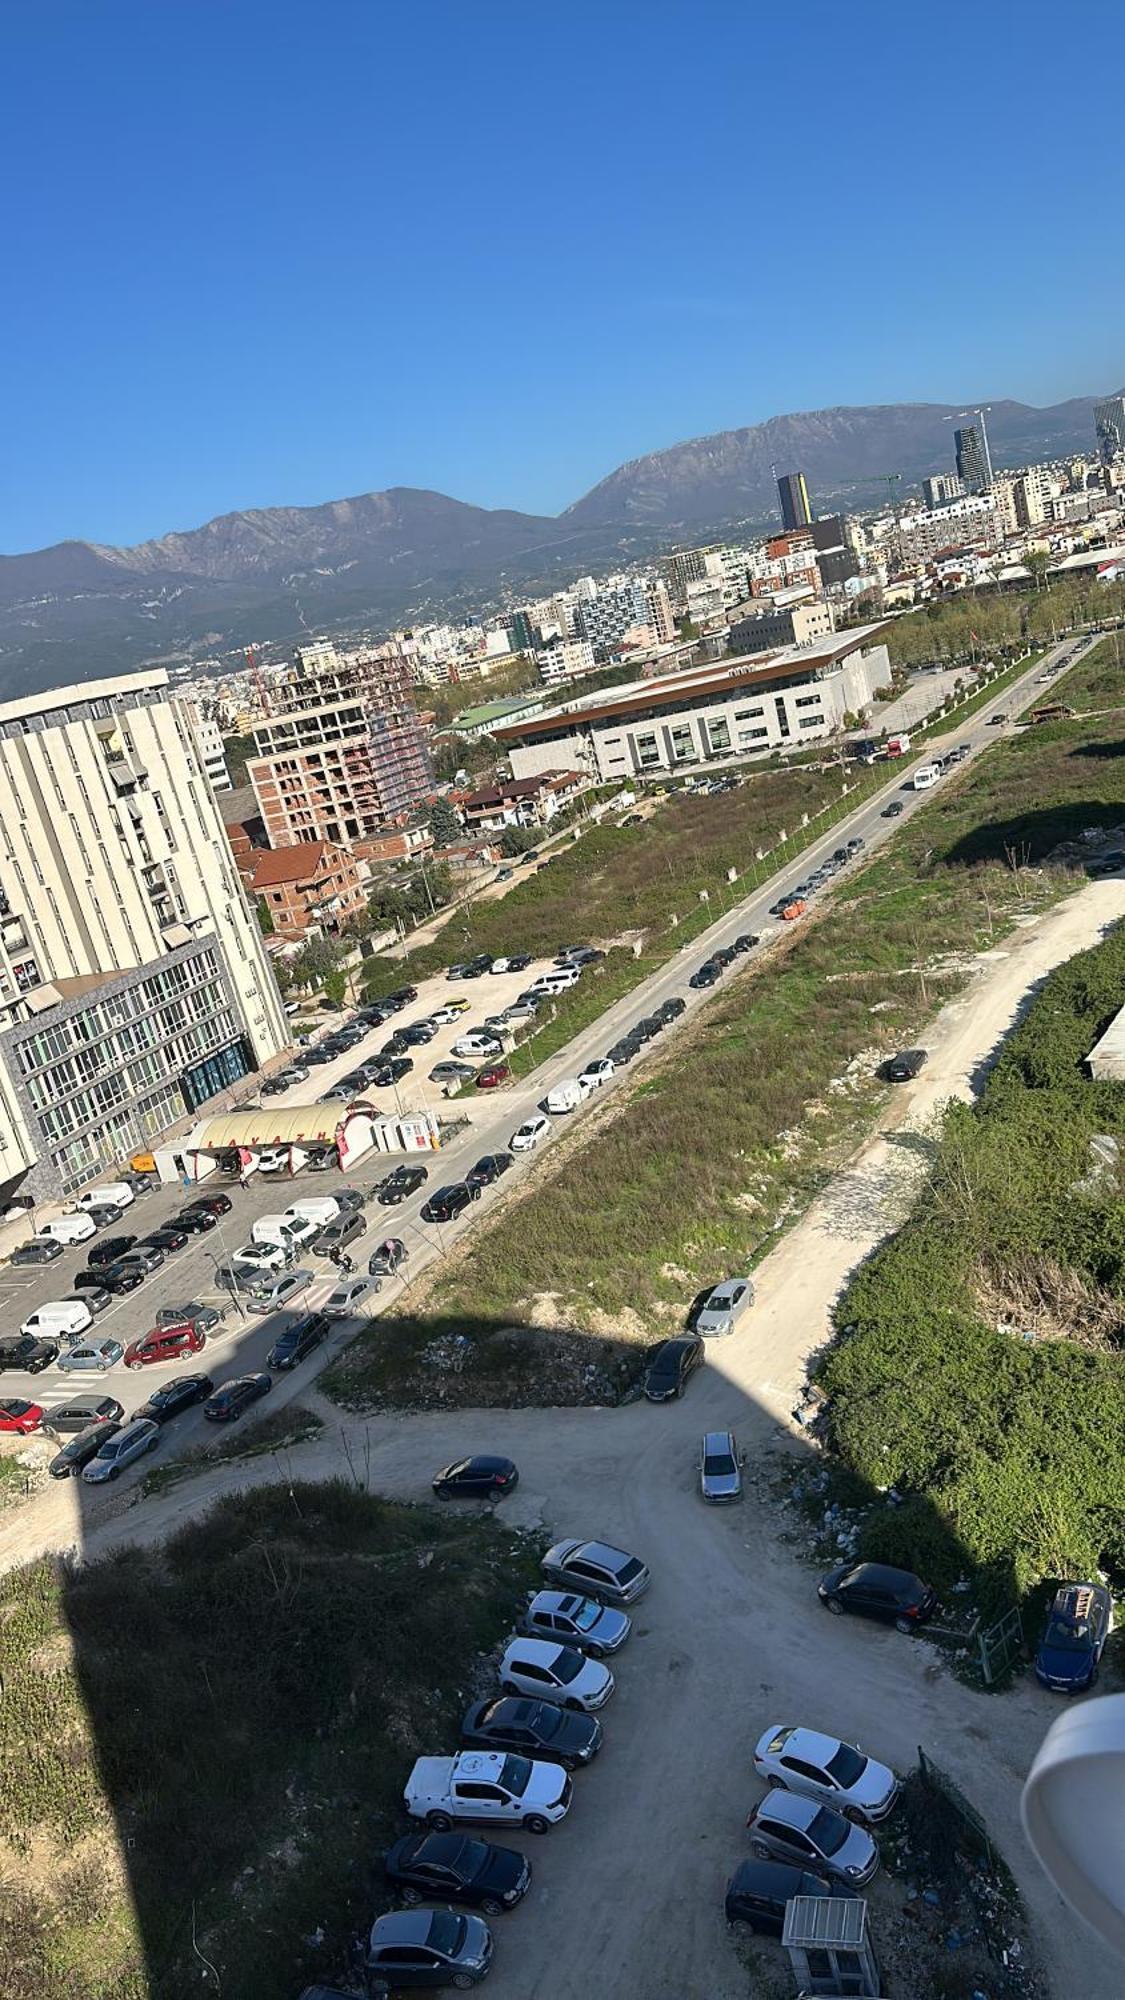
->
xmin=141 ymin=1225 xmax=189 ymax=1255
xmin=746 ymin=1787 xmax=879 ymax=1887
xmin=57 ymin=1340 xmax=125 ymax=1375
xmin=184 ymin=1192 xmax=232 ymax=1218
xmin=266 ymin=1311 xmax=330 ymax=1371
xmin=510 ymin=1113 xmax=550 ymax=1152
xmin=694 ymin=1276 xmax=754 ymax=1337
xmin=881 ymin=801 xmax=905 ymax=819
xmin=0 ymin=1335 xmax=59 ymax=1375
xmin=700 ymin=1429 xmax=743 ymax=1503
xmin=883 ymin=1048 xmax=927 ymax=1082
xmin=119 ymin=1243 xmax=164 ymax=1274
xmin=383 ymin=1832 xmax=530 ymax=1917
xmin=154 ymin=1302 xmax=226 ymax=1334
xmin=367 ymin=1910 xmax=493 ymax=1991
xmin=818 ymin=1560 xmax=937 ymax=1633
xmin=499 ymin=1638 xmax=614 ymax=1712
xmin=41 ymin=1394 xmax=124 ymax=1435
xmin=173 ymin=1205 xmax=218 ymax=1235
xmin=0 ymin=1399 xmax=44 ymax=1435
xmin=753 ymin=1725 xmax=899 ymax=1824
xmin=9 ymin=1238 xmax=63 ymax=1267
xmin=49 ymin=1420 xmax=124 ymax=1479
xmin=203 ymin=1374 xmax=272 ymax=1422
xmin=81 ymin=1417 xmax=161 ymax=1483
xmin=421 ymin=1183 xmax=479 ymax=1224
xmin=732 ymin=933 xmax=760 ymax=953
xmin=656 ymin=997 xmax=686 ymax=1024
xmin=247 ymin=1268 xmax=313 ymax=1314
xmin=87 ymin=1261 xmax=146 ymax=1295
xmin=324 ymin=1275 xmax=380 ymax=1318
xmin=260 ymin=1076 xmax=289 ymax=1098
xmin=466 ymin=1154 xmax=513 ymax=1191
xmin=476 ymin=1064 xmax=511 ymax=1090
xmin=577 ymin=1058 xmax=614 ymax=1090
xmin=689 ymin=963 xmax=720 ymax=989
xmin=132 ymin=1374 xmax=215 ymax=1424
xmin=430 ymin=1003 xmax=465 ymax=1026
xmin=378 ymin=1165 xmax=429 ymax=1205
xmin=368 ymin=1236 xmax=408 ymax=1277
xmin=87 ymin=1233 xmax=139 ymax=1268
xmin=433 ymin=1456 xmax=518 ymax=1502
xmin=643 ymin=1334 xmax=704 ymax=1402
xmin=400 ymin=1022 xmax=438 ymax=1047
xmin=460 ymin=1696 xmax=601 ymax=1770
xmin=520 ymin=1591 xmax=630 ymax=1658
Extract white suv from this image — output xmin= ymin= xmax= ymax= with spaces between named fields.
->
xmin=499 ymin=1637 xmax=614 ymax=1711
xmin=403 ymin=1750 xmax=571 ymax=1834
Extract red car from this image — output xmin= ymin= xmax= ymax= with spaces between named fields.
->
xmin=123 ymin=1324 xmax=207 ymax=1370
xmin=0 ymin=1398 xmax=43 ymax=1435
xmin=476 ymin=1064 xmax=512 ymax=1090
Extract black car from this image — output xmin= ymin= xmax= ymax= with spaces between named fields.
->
xmin=467 ymin=1153 xmax=514 ymax=1190
xmin=8 ymin=1238 xmax=63 ymax=1267
xmin=712 ymin=946 xmax=737 ymax=968
xmin=0 ymin=1335 xmax=59 ymax=1374
xmin=378 ymin=1164 xmax=429 ymax=1206
xmin=266 ymin=1311 xmax=330 ymax=1371
xmin=643 ymin=1334 xmax=705 ymax=1402
xmin=43 ymin=1394 xmax=124 ymax=1434
xmin=636 ymin=1015 xmax=664 ymax=1039
xmin=81 ymin=1261 xmax=145 ymax=1295
xmin=260 ymin=1076 xmax=289 ymax=1098
xmin=507 ymin=953 xmax=533 ymax=972
xmin=818 ymin=1560 xmax=938 ymax=1632
xmin=334 ymin=1188 xmax=367 ymax=1214
xmin=386 ymin=986 xmax=418 ymax=1007
xmin=48 ymin=1421 xmax=124 ymax=1479
xmin=460 ymin=1695 xmax=601 ymax=1768
xmin=174 ymin=1205 xmax=218 ymax=1234
xmin=368 ymin=1237 xmax=408 ymax=1277
xmin=132 ymin=1374 xmax=214 ymax=1425
xmin=187 ymin=1192 xmax=233 ymax=1217
xmin=846 ymin=836 xmax=865 ymax=855
xmin=305 ymin=1046 xmax=335 ymax=1066
xmin=384 ymin=1832 xmax=530 ymax=1916
xmin=203 ymin=1374 xmax=272 ymax=1423
xmin=87 ymin=1232 xmax=138 ymax=1268
xmin=881 ymin=800 xmax=905 ymax=819
xmin=883 ymin=1048 xmax=927 ymax=1083
xmin=142 ymin=1225 xmax=189 ymax=1255
xmin=384 ymin=1055 xmax=413 ymax=1081
xmin=689 ymin=963 xmax=720 ymax=989
xmin=725 ymin=1859 xmax=843 ymax=1935
xmin=401 ymin=1021 xmax=438 ymax=1046
xmin=421 ymin=1183 xmax=478 ymax=1224
xmin=433 ymin=1455 xmax=518 ymax=1502
xmin=732 ymin=933 xmax=759 ymax=954
xmin=607 ymin=1039 xmax=639 ymax=1064
xmin=656 ymin=997 xmax=686 ymax=1023
xmin=336 ymin=1071 xmax=372 ymax=1098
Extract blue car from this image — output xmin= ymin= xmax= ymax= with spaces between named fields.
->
xmin=1034 ymin=1582 xmax=1113 ymax=1693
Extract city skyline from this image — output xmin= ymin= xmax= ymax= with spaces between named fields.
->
xmin=4 ymin=0 xmax=1123 ymax=551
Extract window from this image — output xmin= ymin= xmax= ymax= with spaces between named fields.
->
xmin=773 ymin=697 xmax=791 ymax=739
xmin=798 ymin=716 xmax=824 ymax=730
xmin=795 ymin=694 xmax=821 ymax=709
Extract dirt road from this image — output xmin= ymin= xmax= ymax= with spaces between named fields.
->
xmin=11 ymin=875 xmax=1117 ymax=1999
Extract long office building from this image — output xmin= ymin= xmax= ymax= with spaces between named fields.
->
xmin=495 ymin=625 xmax=890 ymax=784
xmin=954 ymin=421 xmax=993 ymax=494
xmin=1094 ymin=395 xmax=1125 ymax=466
xmin=777 ymin=471 xmax=813 ymax=531
xmin=0 ymin=670 xmax=289 ymax=1199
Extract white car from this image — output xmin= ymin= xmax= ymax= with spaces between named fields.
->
xmin=324 ymin=1274 xmax=380 ymax=1318
xmin=452 ymin=1031 xmax=503 ymax=1060
xmin=81 ymin=1417 xmax=160 ymax=1484
xmin=403 ymin=1750 xmax=571 ymax=1834
xmin=694 ymin=1276 xmax=754 ymax=1337
xmin=577 ymin=1057 xmax=615 ymax=1089
xmin=753 ymin=1725 xmax=899 ymax=1825
xmin=510 ymin=1113 xmax=550 ymax=1152
xmin=247 ymin=1268 xmax=313 ymax=1314
xmin=499 ymin=1637 xmax=614 ymax=1711
xmin=234 ymin=1240 xmax=289 ymax=1271
xmin=428 ymin=1004 xmax=463 ymax=1026
xmin=489 ymin=956 xmax=513 ymax=974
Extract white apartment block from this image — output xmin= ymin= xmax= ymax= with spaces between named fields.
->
xmin=895 ymin=494 xmax=1005 ymax=560
xmin=0 ymin=669 xmax=289 ymax=1198
xmin=184 ymin=704 xmax=233 ymax=792
xmin=537 ymin=636 xmax=597 ymax=684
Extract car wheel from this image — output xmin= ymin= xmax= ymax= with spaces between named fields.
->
xmin=487 ymin=1489 xmax=502 ymax=1505
xmin=437 ymin=1487 xmax=453 ymax=1502
xmin=452 ymin=1977 xmax=475 ymax=1992
xmin=127 ymin=1361 xmax=145 ymax=1371
xmin=108 ymin=1466 xmax=119 ymax=1481
xmin=766 ymin=1773 xmax=785 ymax=1789
xmin=824 ymin=1597 xmax=844 ymax=1616
xmin=751 ymin=1840 xmax=772 ymax=1861
xmin=480 ymin=1896 xmax=504 ymax=1916
xmin=426 ymin=1811 xmax=453 ymax=1831
xmin=894 ymin=1616 xmax=916 ymax=1634
xmin=399 ymin=1885 xmax=422 ymax=1905
xmin=523 ymin=1813 xmax=550 ymax=1835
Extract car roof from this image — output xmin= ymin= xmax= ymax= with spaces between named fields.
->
xmin=568 ymin=1539 xmax=630 ymax=1570
xmin=844 ymin=1561 xmax=923 ymax=1592
xmin=651 ymin=1337 xmax=694 ymax=1359
xmin=532 ymin=1591 xmax=587 ymax=1615
xmin=371 ymin=1910 xmax=442 ymax=1946
xmin=729 ymin=1858 xmax=818 ymax=1898
xmin=505 ymin=1637 xmax=569 ymax=1666
xmin=703 ymin=1430 xmax=736 ymax=1452
xmin=760 ymin=1724 xmax=841 ymax=1766
xmin=463 ymin=1455 xmax=514 ymax=1473
xmin=757 ymin=1787 xmax=821 ymax=1830
xmin=707 ymin=1278 xmax=745 ymax=1302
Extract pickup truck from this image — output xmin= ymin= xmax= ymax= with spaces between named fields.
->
xmin=404 ymin=1751 xmax=571 ymax=1834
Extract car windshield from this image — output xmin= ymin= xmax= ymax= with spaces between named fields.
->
xmin=1043 ymin=1617 xmax=1092 ymax=1651
xmin=572 ymin=1601 xmax=602 ymax=1631
xmin=550 ymin=1650 xmax=583 ymax=1685
xmin=426 ymin=1911 xmax=466 ymax=1958
xmin=530 ymin=1703 xmax=563 ymax=1741
xmin=808 ymin=1807 xmax=849 ymax=1855
xmin=99 ymin=1437 xmax=125 ymax=1460
xmin=704 ymin=1449 xmax=737 ymax=1477
xmin=498 ymin=1753 xmax=532 ymax=1795
xmin=825 ymin=1743 xmax=867 ymax=1788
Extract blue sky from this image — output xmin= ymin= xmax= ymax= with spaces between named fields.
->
xmin=3 ymin=0 xmax=1120 ymax=551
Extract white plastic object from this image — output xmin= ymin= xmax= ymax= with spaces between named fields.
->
xmin=1020 ymin=1693 xmax=1125 ymax=1959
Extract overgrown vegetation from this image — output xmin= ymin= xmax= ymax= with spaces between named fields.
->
xmin=0 ymin=1484 xmax=540 ymax=2000
xmin=819 ymin=928 xmax=1125 ymax=1615
xmin=882 ymin=576 xmax=1125 ymax=669
xmin=1038 ymin=631 xmax=1125 ymax=714
xmin=140 ymin=1403 xmax=325 ymax=1495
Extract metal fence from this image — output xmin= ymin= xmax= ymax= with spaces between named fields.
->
xmin=917 ymin=1745 xmax=992 ymax=1868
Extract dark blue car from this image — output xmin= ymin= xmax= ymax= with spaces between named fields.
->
xmin=1034 ymin=1582 xmax=1113 ymax=1693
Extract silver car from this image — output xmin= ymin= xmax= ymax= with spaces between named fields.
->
xmin=81 ymin=1417 xmax=160 ymax=1483
xmin=520 ymin=1590 xmax=632 ymax=1657
xmin=746 ymin=1787 xmax=879 ymax=1886
xmin=695 ymin=1276 xmax=754 ymax=1337
xmin=700 ymin=1430 xmax=743 ymax=1502
xmin=247 ymin=1267 xmax=313 ymax=1313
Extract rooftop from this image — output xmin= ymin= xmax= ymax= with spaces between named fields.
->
xmin=0 ymin=667 xmax=168 ymax=730
xmin=247 ymin=841 xmax=340 ymax=888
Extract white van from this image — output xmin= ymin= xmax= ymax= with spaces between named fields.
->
xmin=76 ymin=1181 xmax=135 ymax=1212
xmin=38 ymin=1214 xmax=96 ymax=1247
xmin=545 ymin=1077 xmax=591 ymax=1115
xmin=285 ymin=1196 xmax=341 ymax=1230
xmin=21 ymin=1299 xmax=93 ymax=1342
xmin=250 ymin=1212 xmax=319 ymax=1251
xmin=912 ymin=764 xmax=941 ymax=791
xmin=530 ymin=967 xmax=580 ymax=997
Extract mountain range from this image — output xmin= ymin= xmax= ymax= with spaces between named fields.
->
xmin=0 ymin=393 xmax=1110 ymax=697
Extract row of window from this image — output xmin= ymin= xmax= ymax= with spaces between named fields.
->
xmin=34 ymin=1008 xmax=237 ymax=1143
xmin=15 ymin=951 xmax=220 ymax=1075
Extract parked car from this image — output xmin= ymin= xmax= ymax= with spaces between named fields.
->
xmin=42 ymin=1394 xmax=124 ymax=1434
xmin=383 ymin=1831 xmax=530 ymax=1915
xmin=154 ymin=1302 xmax=225 ymax=1334
xmin=9 ymin=1238 xmax=63 ymax=1267
xmin=401 ymin=1021 xmax=438 ymax=1046
xmin=203 ymin=1374 xmax=272 ymax=1422
xmin=141 ymin=1225 xmax=189 ymax=1256
xmin=1034 ymin=1581 xmax=1114 ymax=1693
xmin=0 ymin=1334 xmax=59 ymax=1374
xmin=466 ymin=1154 xmax=513 ymax=1191
xmin=753 ymin=1725 xmax=899 ymax=1823
xmin=656 ymin=997 xmax=686 ymax=1023
xmin=430 ymin=1060 xmax=477 ymax=1087
xmin=87 ymin=1233 xmax=139 ymax=1268
xmin=746 ymin=1787 xmax=879 ymax=1887
xmin=378 ymin=1164 xmax=429 ymax=1205
xmin=81 ymin=1417 xmax=161 ymax=1483
xmin=883 ymin=1048 xmax=927 ymax=1082
xmin=694 ymin=1276 xmax=754 ymax=1337
xmin=607 ymin=1039 xmax=639 ymax=1065
xmin=881 ymin=801 xmax=904 ymax=819
xmin=49 ymin=1420 xmax=124 ymax=1479
xmin=541 ymin=1538 xmax=650 ymax=1605
xmin=65 ymin=1285 xmax=113 ymax=1317
xmin=404 ymin=1749 xmax=571 ymax=1834
xmin=498 ymin=1639 xmax=613 ymax=1712
xmin=118 ymin=1242 xmax=164 ymax=1274
xmin=324 ymin=1274 xmax=380 ymax=1317
xmin=57 ymin=1338 xmax=126 ymax=1375
xmin=577 ymin=1058 xmax=615 ymax=1090
xmin=689 ymin=962 xmax=720 ymax=989
xmin=724 ymin=1858 xmax=845 ymax=1935
xmin=234 ymin=1238 xmax=289 ymax=1272
xmin=732 ymin=933 xmax=759 ymax=953
xmin=700 ymin=1429 xmax=744 ymax=1503
xmin=132 ymin=1374 xmax=215 ymax=1425
xmin=460 ymin=1695 xmax=601 ymax=1769
xmin=846 ymin=836 xmax=865 ymax=855
xmin=85 ymin=1260 xmax=145 ymax=1295
xmin=421 ymin=1183 xmax=479 ymax=1224
xmin=0 ymin=1398 xmax=44 ymax=1435
xmin=184 ymin=1192 xmax=232 ymax=1218
xmin=989 ymin=711 xmax=1008 ymax=725
xmin=366 ymin=1909 xmax=493 ymax=1990
xmin=520 ymin=1590 xmax=631 ymax=1657
xmin=643 ymin=1334 xmax=705 ymax=1402
xmin=260 ymin=1076 xmax=289 ymax=1098
xmin=266 ymin=1311 xmax=331 ymax=1371
xmin=476 ymin=1064 xmax=511 ymax=1090
xmin=510 ymin=1113 xmax=550 ymax=1152
xmin=368 ymin=1236 xmax=408 ymax=1277
xmin=123 ymin=1323 xmax=207 ymax=1369
xmin=248 ymin=1268 xmax=313 ymax=1314
xmin=433 ymin=1456 xmax=519 ymax=1502
xmin=173 ymin=1205 xmax=218 ymax=1235
xmin=817 ymin=1560 xmax=937 ymax=1632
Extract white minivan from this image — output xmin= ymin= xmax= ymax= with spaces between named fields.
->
xmin=21 ymin=1299 xmax=93 ymax=1343
xmin=545 ymin=1077 xmax=591 ymax=1115
xmin=285 ymin=1196 xmax=341 ymax=1230
xmin=37 ymin=1214 xmax=96 ymax=1247
xmin=76 ymin=1181 xmax=135 ymax=1212
xmin=250 ymin=1212 xmax=318 ymax=1251
xmin=530 ymin=967 xmax=580 ymax=997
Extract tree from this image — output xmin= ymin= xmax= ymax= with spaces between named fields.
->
xmin=223 ymin=734 xmax=255 ymax=787
xmin=428 ymin=798 xmax=462 ymax=847
xmin=289 ymin=937 xmax=339 ymax=991
xmin=500 ymin=823 xmax=539 ymax=858
xmin=255 ymin=895 xmax=274 ymax=936
xmin=323 ymin=967 xmax=347 ymax=1007
xmin=1024 ymin=548 xmax=1051 ymax=592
